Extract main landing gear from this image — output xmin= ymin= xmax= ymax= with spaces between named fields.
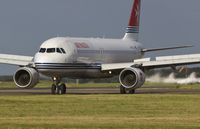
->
xmin=120 ymin=85 xmax=135 ymax=94
xmin=51 ymin=77 xmax=66 ymax=95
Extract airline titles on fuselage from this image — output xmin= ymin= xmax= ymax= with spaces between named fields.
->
xmin=74 ymin=42 xmax=89 ymax=48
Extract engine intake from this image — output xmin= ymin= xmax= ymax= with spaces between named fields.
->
xmin=14 ymin=67 xmax=39 ymax=89
xmin=119 ymin=67 xmax=145 ymax=89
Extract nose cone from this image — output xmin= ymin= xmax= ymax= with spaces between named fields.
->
xmin=34 ymin=52 xmax=67 ymax=72
xmin=34 ymin=52 xmax=66 ymax=63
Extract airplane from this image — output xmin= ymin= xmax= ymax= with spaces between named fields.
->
xmin=1 ymin=0 xmax=200 ymax=94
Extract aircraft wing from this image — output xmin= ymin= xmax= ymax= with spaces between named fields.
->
xmin=0 ymin=54 xmax=34 ymax=66
xmin=101 ymin=54 xmax=200 ymax=71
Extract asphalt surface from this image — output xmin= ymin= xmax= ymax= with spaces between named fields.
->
xmin=0 ymin=87 xmax=200 ymax=95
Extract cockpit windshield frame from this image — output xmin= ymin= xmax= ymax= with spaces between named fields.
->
xmin=60 ymin=48 xmax=66 ymax=54
xmin=47 ymin=48 xmax=56 ymax=53
xmin=56 ymin=48 xmax=62 ymax=53
xmin=39 ymin=48 xmax=46 ymax=53
xmin=39 ymin=47 xmax=66 ymax=54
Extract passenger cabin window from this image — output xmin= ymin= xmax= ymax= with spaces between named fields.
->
xmin=47 ymin=48 xmax=55 ymax=53
xmin=39 ymin=48 xmax=46 ymax=53
xmin=60 ymin=48 xmax=66 ymax=54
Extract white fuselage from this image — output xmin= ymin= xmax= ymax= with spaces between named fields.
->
xmin=34 ymin=37 xmax=144 ymax=79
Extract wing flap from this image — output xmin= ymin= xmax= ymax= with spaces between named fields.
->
xmin=0 ymin=54 xmax=33 ymax=66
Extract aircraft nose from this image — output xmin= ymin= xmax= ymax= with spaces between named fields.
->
xmin=34 ymin=53 xmax=66 ymax=63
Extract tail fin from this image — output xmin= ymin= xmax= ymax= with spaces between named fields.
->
xmin=123 ymin=0 xmax=141 ymax=41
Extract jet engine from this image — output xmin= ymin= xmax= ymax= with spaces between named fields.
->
xmin=14 ymin=67 xmax=40 ymax=89
xmin=119 ymin=67 xmax=145 ymax=89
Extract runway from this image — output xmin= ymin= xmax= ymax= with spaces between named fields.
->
xmin=0 ymin=87 xmax=200 ymax=95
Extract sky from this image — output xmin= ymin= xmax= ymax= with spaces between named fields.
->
xmin=0 ymin=0 xmax=200 ymax=75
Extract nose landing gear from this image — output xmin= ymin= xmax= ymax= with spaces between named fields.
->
xmin=51 ymin=77 xmax=66 ymax=95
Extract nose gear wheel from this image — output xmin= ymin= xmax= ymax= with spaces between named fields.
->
xmin=51 ymin=77 xmax=66 ymax=95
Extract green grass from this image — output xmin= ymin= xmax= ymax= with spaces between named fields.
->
xmin=0 ymin=94 xmax=199 ymax=129
xmin=0 ymin=81 xmax=200 ymax=128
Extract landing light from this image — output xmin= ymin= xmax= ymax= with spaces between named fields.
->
xmin=53 ymin=77 xmax=57 ymax=81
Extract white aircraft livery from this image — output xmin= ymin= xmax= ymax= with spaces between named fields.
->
xmin=1 ymin=0 xmax=200 ymax=94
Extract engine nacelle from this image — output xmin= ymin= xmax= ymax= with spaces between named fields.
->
xmin=119 ymin=67 xmax=145 ymax=89
xmin=14 ymin=67 xmax=40 ymax=89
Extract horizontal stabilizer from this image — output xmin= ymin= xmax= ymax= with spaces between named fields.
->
xmin=142 ymin=45 xmax=193 ymax=53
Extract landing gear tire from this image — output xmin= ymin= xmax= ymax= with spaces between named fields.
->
xmin=51 ymin=83 xmax=66 ymax=95
xmin=120 ymin=85 xmax=126 ymax=94
xmin=60 ymin=83 xmax=66 ymax=94
xmin=57 ymin=86 xmax=62 ymax=95
xmin=51 ymin=84 xmax=57 ymax=95
xmin=129 ymin=89 xmax=135 ymax=94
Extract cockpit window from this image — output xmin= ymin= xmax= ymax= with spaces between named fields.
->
xmin=56 ymin=48 xmax=62 ymax=53
xmin=39 ymin=48 xmax=46 ymax=53
xmin=60 ymin=48 xmax=66 ymax=54
xmin=39 ymin=48 xmax=66 ymax=54
xmin=47 ymin=48 xmax=55 ymax=53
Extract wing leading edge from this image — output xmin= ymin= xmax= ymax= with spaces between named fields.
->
xmin=101 ymin=54 xmax=200 ymax=71
xmin=0 ymin=54 xmax=34 ymax=66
